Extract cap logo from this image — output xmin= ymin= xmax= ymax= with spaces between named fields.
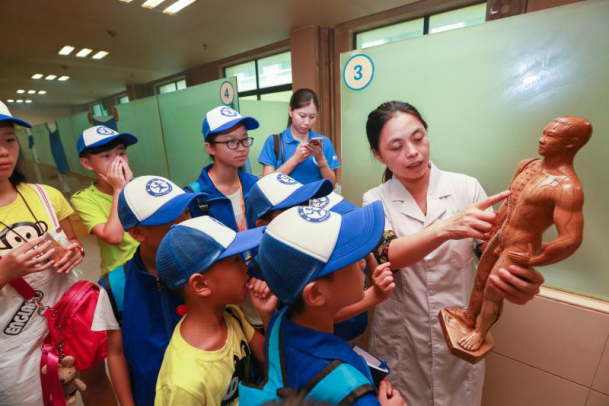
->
xmin=220 ymin=107 xmax=238 ymax=117
xmin=298 ymin=206 xmax=330 ymax=223
xmin=309 ymin=196 xmax=330 ymax=209
xmin=146 ymin=178 xmax=173 ymax=196
xmin=96 ymin=126 xmax=116 ymax=136
xmin=276 ymin=173 xmax=297 ymax=185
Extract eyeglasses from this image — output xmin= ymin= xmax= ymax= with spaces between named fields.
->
xmin=212 ymin=137 xmax=254 ymax=150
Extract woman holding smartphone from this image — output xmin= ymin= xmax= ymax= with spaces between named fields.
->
xmin=258 ymin=88 xmax=340 ymax=185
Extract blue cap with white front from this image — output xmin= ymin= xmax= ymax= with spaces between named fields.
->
xmin=202 ymin=106 xmax=259 ymax=140
xmin=259 ymin=201 xmax=385 ymax=304
xmin=118 ymin=176 xmax=207 ymax=230
xmin=77 ymin=125 xmax=138 ymax=156
xmin=156 ymin=216 xmax=266 ymax=290
xmin=309 ymin=192 xmax=357 ymax=215
xmin=0 ymin=101 xmax=32 ymax=128
xmin=245 ymin=173 xmax=333 ymax=226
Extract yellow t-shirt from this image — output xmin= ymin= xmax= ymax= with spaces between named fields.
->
xmin=71 ymin=183 xmax=138 ymax=276
xmin=155 ymin=305 xmax=256 ymax=406
xmin=0 ymin=183 xmax=73 ymax=253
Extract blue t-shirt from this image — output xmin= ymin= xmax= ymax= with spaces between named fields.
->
xmin=268 ymin=311 xmax=380 ymax=405
xmin=258 ymin=127 xmax=340 ymax=185
xmin=99 ymin=249 xmax=184 ymax=406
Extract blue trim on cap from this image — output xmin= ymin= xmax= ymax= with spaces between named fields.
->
xmin=217 ymin=226 xmax=265 ymax=260
xmin=202 ymin=116 xmax=260 ymax=140
xmin=328 ymin=199 xmax=357 ymax=215
xmin=77 ymin=132 xmax=138 ymax=155
xmin=0 ymin=114 xmax=32 ymax=129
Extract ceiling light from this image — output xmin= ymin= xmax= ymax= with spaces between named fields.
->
xmin=32 ymin=73 xmax=44 ymax=79
xmin=38 ymin=90 xmax=47 ymax=95
xmin=58 ymin=76 xmax=70 ymax=81
xmin=27 ymin=90 xmax=36 ymax=94
xmin=142 ymin=0 xmax=166 ymax=9
xmin=16 ymin=100 xmax=24 ymax=103
xmin=16 ymin=90 xmax=25 ymax=94
xmin=163 ymin=0 xmax=197 ymax=15
xmin=119 ymin=0 xmax=134 ymax=2
xmin=58 ymin=45 xmax=75 ymax=56
xmin=7 ymin=99 xmax=14 ymax=103
xmin=92 ymin=51 xmax=109 ymax=60
xmin=76 ymin=48 xmax=93 ymax=58
xmin=25 ymin=100 xmax=33 ymax=104
xmin=45 ymin=75 xmax=57 ymax=80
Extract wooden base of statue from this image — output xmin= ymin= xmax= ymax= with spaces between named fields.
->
xmin=438 ymin=309 xmax=495 ymax=365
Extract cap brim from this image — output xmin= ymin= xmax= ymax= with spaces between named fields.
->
xmin=0 ymin=115 xmax=32 ymax=129
xmin=80 ymin=132 xmax=138 ymax=154
xmin=138 ymin=192 xmax=208 ymax=227
xmin=205 ymin=116 xmax=260 ymax=139
xmin=218 ymin=226 xmax=266 ymax=260
xmin=318 ymin=201 xmax=385 ymax=278
xmin=328 ymin=199 xmax=357 ymax=215
xmin=273 ymin=179 xmax=334 ymax=212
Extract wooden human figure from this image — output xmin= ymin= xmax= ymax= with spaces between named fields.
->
xmin=440 ymin=116 xmax=592 ymax=362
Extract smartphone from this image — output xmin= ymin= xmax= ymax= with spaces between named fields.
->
xmin=308 ymin=137 xmax=324 ymax=147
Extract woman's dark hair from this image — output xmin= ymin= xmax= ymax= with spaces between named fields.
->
xmin=288 ymin=88 xmax=320 ymax=126
xmin=9 ymin=157 xmax=26 ymax=187
xmin=366 ymin=101 xmax=428 ymax=182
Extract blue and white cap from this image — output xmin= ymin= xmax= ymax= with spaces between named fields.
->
xmin=202 ymin=106 xmax=259 ymax=140
xmin=245 ymin=173 xmax=333 ymax=226
xmin=309 ymin=192 xmax=357 ymax=215
xmin=0 ymin=101 xmax=31 ymax=128
xmin=156 ymin=216 xmax=266 ymax=290
xmin=118 ymin=176 xmax=207 ymax=230
xmin=77 ymin=125 xmax=138 ymax=156
xmin=259 ymin=201 xmax=385 ymax=304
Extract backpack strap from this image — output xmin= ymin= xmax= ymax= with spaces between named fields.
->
xmin=184 ymin=181 xmax=209 ymax=217
xmin=101 ymin=265 xmax=126 ymax=325
xmin=225 ymin=306 xmax=245 ymax=333
xmin=305 ymin=361 xmax=376 ymax=404
xmin=184 ymin=181 xmax=201 ymax=193
xmin=273 ymin=133 xmax=284 ymax=168
xmin=30 ymin=184 xmax=60 ymax=230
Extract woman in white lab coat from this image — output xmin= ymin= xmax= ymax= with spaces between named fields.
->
xmin=362 ymin=101 xmax=544 ymax=406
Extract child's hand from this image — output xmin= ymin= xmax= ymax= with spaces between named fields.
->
xmin=54 ymin=242 xmax=84 ymax=274
xmin=100 ymin=157 xmax=129 ymax=191
xmin=0 ymin=237 xmax=55 ymax=285
xmin=378 ymin=379 xmax=407 ymax=406
xmin=371 ymin=262 xmax=395 ymax=302
xmin=247 ymin=278 xmax=277 ymax=316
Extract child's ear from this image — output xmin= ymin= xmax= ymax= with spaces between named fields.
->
xmin=189 ymin=273 xmax=212 ymax=297
xmin=79 ymin=156 xmax=94 ymax=171
xmin=128 ymin=226 xmax=146 ymax=243
xmin=204 ymin=142 xmax=215 ymax=157
xmin=301 ymin=281 xmax=326 ymax=308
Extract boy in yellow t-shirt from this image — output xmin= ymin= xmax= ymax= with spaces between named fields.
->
xmin=71 ymin=125 xmax=139 ymax=276
xmin=155 ymin=216 xmax=275 ymax=406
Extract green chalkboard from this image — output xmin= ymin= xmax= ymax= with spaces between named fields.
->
xmin=116 ymin=97 xmax=169 ymax=178
xmin=158 ymin=77 xmax=239 ymax=186
xmin=340 ymin=0 xmax=609 ymax=300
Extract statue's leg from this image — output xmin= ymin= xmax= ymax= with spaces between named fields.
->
xmin=446 ymin=235 xmax=501 ymax=328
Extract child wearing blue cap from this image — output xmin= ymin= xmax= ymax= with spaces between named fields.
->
xmin=246 ymin=203 xmax=406 ymax=405
xmin=72 ymin=125 xmax=139 ymax=276
xmin=100 ymin=175 xmax=206 ymax=406
xmin=154 ymin=216 xmax=276 ymax=406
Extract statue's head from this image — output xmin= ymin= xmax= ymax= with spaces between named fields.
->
xmin=538 ymin=116 xmax=592 ymax=158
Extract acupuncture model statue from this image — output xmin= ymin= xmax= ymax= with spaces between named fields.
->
xmin=439 ymin=116 xmax=593 ymax=364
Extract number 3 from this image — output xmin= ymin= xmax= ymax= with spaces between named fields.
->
xmin=354 ymin=65 xmax=363 ymax=81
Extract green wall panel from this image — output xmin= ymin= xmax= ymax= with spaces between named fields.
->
xmin=340 ymin=0 xmax=609 ymax=300
xmin=158 ymin=77 xmax=239 ymax=186
xmin=31 ymin=124 xmax=56 ymax=167
xmin=116 ymin=97 xmax=169 ymax=178
xmin=56 ymin=117 xmax=80 ymax=174
xmin=69 ymin=112 xmax=94 ymax=176
xmin=15 ymin=127 xmax=34 ymax=162
xmin=239 ymin=100 xmax=289 ymax=176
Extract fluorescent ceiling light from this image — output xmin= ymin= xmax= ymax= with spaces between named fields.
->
xmin=16 ymin=89 xmax=25 ymax=94
xmin=58 ymin=45 xmax=75 ymax=56
xmin=25 ymin=100 xmax=33 ymax=104
xmin=119 ymin=0 xmax=134 ymax=2
xmin=7 ymin=99 xmax=14 ymax=103
xmin=16 ymin=100 xmax=23 ymax=103
xmin=27 ymin=90 xmax=36 ymax=94
xmin=92 ymin=51 xmax=109 ymax=60
xmin=142 ymin=0 xmax=166 ymax=9
xmin=76 ymin=48 xmax=93 ymax=58
xmin=45 ymin=75 xmax=57 ymax=80
xmin=163 ymin=0 xmax=197 ymax=15
xmin=32 ymin=73 xmax=44 ymax=79
xmin=58 ymin=76 xmax=70 ymax=81
xmin=38 ymin=90 xmax=47 ymax=95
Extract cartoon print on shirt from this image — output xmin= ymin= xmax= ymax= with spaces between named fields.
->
xmin=0 ymin=220 xmax=48 ymax=250
xmin=221 ymin=339 xmax=252 ymax=405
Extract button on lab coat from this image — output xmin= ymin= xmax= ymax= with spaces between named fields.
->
xmin=363 ymin=164 xmax=487 ymax=406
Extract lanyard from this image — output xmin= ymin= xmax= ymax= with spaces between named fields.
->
xmin=208 ymin=169 xmax=247 ymax=232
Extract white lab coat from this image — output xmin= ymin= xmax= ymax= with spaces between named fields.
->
xmin=363 ymin=164 xmax=487 ymax=406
